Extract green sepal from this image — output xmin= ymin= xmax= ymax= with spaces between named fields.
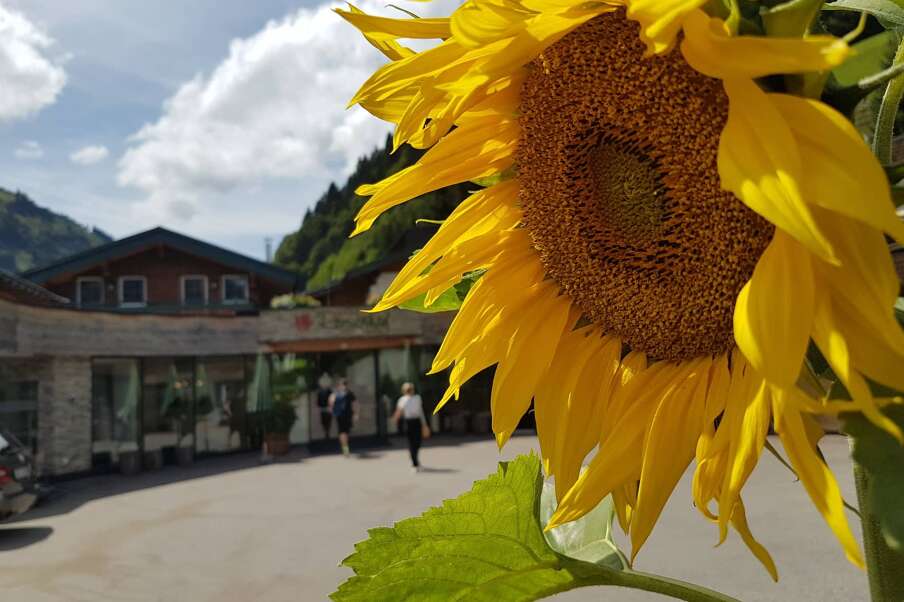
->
xmin=763 ymin=0 xmax=825 ymax=37
xmin=539 ymin=483 xmax=628 ymax=570
xmin=822 ymin=0 xmax=904 ymax=29
xmin=332 ymin=454 xmax=740 ymax=602
xmin=841 ymin=407 xmax=904 ymax=552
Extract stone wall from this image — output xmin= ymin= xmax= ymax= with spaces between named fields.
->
xmin=259 ymin=307 xmax=451 ymax=347
xmin=0 ymin=356 xmax=91 ymax=476
xmin=40 ymin=357 xmax=92 ymax=475
xmin=2 ymin=299 xmax=259 ymax=358
xmin=1 ymin=300 xmax=452 ymax=359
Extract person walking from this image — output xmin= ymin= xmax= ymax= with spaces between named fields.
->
xmin=329 ymin=378 xmax=357 ymax=457
xmin=393 ymin=382 xmax=429 ymax=472
xmin=316 ymin=373 xmax=333 ymax=440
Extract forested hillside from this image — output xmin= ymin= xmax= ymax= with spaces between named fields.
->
xmin=0 ymin=187 xmax=112 ymax=272
xmin=275 ymin=135 xmax=470 ymax=290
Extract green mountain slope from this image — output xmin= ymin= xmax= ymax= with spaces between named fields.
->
xmin=0 ymin=187 xmax=113 ymax=273
xmin=275 ymin=136 xmax=470 ymax=290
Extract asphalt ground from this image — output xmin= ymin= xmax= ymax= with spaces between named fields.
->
xmin=0 ymin=434 xmax=867 ymax=601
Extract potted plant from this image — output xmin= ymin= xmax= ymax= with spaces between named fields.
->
xmin=263 ymin=401 xmax=296 ymax=456
xmin=163 ymin=396 xmax=195 ymax=466
xmin=118 ymin=441 xmax=141 ymax=476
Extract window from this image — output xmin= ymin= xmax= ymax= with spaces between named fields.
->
xmin=181 ymin=275 xmax=208 ymax=306
xmin=76 ymin=277 xmax=104 ymax=306
xmin=0 ymin=379 xmax=39 ymax=454
xmin=118 ymin=276 xmax=147 ymax=307
xmin=221 ymin=275 xmax=249 ymax=304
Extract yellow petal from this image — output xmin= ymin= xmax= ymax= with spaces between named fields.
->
xmin=353 ymin=114 xmax=518 ymax=234
xmin=550 ymin=361 xmax=686 ymax=527
xmin=451 ymin=0 xmax=532 ymax=48
xmin=718 ymin=78 xmax=836 ymax=263
xmin=734 ymin=230 xmax=813 ymax=386
xmin=681 ymin=10 xmax=849 ymax=80
xmin=825 ymin=294 xmax=904 ymax=394
xmin=335 ymin=6 xmax=419 ymax=61
xmin=812 ymin=209 xmax=902 ymax=345
xmin=630 ymin=359 xmax=708 ymax=558
xmin=768 ymin=94 xmax=904 ymax=244
xmin=813 ymin=296 xmax=903 ymax=441
xmin=373 ymin=180 xmax=520 ymax=310
xmin=351 ymin=39 xmax=467 ymax=112
xmin=730 ymin=497 xmax=778 ymax=581
xmin=716 ymin=369 xmax=771 ymax=542
xmin=534 ymin=328 xmax=604 ymax=498
xmin=337 ymin=7 xmax=450 ymax=40
xmin=600 ymin=351 xmax=648 ymax=441
xmin=492 ymin=286 xmax=575 ymax=446
xmin=773 ymin=391 xmax=864 ymax=568
xmin=627 ymin=0 xmax=706 ymax=55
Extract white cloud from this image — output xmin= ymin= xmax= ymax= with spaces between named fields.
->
xmin=14 ymin=140 xmax=43 ymax=159
xmin=117 ymin=0 xmax=456 ymax=222
xmin=70 ymin=144 xmax=109 ymax=165
xmin=0 ymin=5 xmax=67 ymax=121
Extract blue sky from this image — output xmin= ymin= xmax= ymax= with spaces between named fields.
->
xmin=0 ymin=0 xmax=455 ymax=259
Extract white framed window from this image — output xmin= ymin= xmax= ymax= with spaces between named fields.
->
xmin=221 ymin=274 xmax=249 ymax=304
xmin=180 ymin=275 xmax=208 ymax=306
xmin=118 ymin=276 xmax=147 ymax=307
xmin=76 ymin=276 xmax=104 ymax=306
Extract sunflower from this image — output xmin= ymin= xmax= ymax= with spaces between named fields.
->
xmin=338 ymin=0 xmax=904 ymax=578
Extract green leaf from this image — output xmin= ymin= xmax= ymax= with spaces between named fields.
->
xmin=823 ymin=0 xmax=904 ymax=28
xmin=333 ymin=454 xmax=740 ymax=602
xmin=539 ymin=483 xmax=628 ymax=570
xmin=398 ymin=286 xmax=463 ymax=313
xmin=842 ymin=407 xmax=904 ymax=551
xmin=397 ymin=269 xmax=484 ymax=314
xmin=832 ymin=30 xmax=897 ymax=89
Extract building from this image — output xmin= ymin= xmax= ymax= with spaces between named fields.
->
xmin=23 ymin=227 xmax=297 ymax=314
xmin=0 ymin=228 xmax=452 ymax=478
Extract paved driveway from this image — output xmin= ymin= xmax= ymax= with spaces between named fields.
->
xmin=0 ymin=434 xmax=867 ymax=601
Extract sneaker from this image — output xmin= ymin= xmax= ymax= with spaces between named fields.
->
xmin=410 ymin=466 xmax=418 ymax=474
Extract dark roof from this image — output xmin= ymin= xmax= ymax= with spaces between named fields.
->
xmin=0 ymin=269 xmax=69 ymax=305
xmin=22 ymin=226 xmax=299 ymax=288
xmin=305 ymin=226 xmax=436 ymax=298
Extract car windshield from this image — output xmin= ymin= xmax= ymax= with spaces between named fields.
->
xmin=0 ymin=430 xmax=22 ymax=454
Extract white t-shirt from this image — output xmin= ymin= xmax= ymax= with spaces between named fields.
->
xmin=396 ymin=394 xmax=424 ymax=420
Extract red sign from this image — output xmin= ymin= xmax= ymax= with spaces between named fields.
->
xmin=294 ymin=313 xmax=314 ymax=332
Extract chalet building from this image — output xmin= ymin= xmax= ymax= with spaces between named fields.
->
xmin=24 ymin=227 xmax=296 ymax=314
xmin=0 ymin=227 xmax=452 ymax=478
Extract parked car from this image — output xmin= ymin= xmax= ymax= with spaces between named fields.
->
xmin=0 ymin=429 xmax=37 ymax=521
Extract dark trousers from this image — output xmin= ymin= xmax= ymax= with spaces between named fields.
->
xmin=320 ymin=411 xmax=332 ymax=439
xmin=405 ymin=418 xmax=422 ymax=467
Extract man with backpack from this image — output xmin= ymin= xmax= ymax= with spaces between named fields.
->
xmin=328 ymin=378 xmax=358 ymax=457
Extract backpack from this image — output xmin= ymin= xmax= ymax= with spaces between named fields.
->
xmin=332 ymin=391 xmax=351 ymax=417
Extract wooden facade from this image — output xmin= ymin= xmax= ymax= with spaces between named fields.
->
xmin=23 ymin=227 xmax=298 ymax=315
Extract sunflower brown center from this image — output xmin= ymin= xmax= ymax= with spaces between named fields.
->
xmin=517 ymin=11 xmax=774 ymax=362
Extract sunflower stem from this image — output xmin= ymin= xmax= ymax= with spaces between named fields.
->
xmin=850 ymin=427 xmax=904 ymax=601
xmin=872 ymin=37 xmax=904 ymax=165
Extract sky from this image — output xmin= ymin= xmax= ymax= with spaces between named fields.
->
xmin=0 ymin=0 xmax=456 ymax=259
